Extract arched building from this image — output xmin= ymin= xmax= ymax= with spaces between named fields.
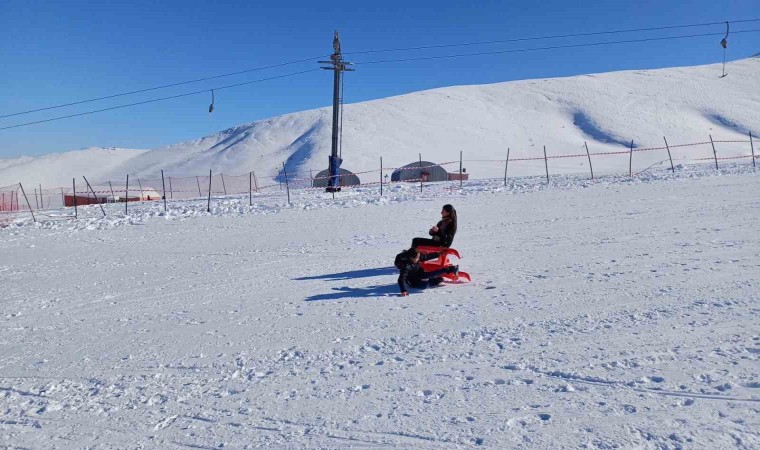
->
xmin=391 ymin=161 xmax=449 ymax=182
xmin=311 ymin=168 xmax=361 ymax=188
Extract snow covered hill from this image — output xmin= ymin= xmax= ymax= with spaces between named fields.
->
xmin=1 ymin=164 xmax=758 ymax=448
xmin=0 ymin=147 xmax=147 ymax=188
xmin=2 ymin=57 xmax=759 ymax=188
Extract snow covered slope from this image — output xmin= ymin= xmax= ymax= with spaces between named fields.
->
xmin=107 ymin=57 xmax=760 ymax=182
xmin=1 ymin=165 xmax=758 ymax=448
xmin=3 ymin=57 xmax=759 ymax=188
xmin=0 ymin=147 xmax=147 ymax=188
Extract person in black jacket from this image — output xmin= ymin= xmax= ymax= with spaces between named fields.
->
xmin=411 ymin=204 xmax=457 ymax=249
xmin=395 ymin=248 xmax=458 ymax=296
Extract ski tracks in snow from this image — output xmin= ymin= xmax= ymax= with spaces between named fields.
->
xmin=1 ymin=168 xmax=759 ymax=448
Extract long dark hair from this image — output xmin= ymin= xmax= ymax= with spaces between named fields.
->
xmin=443 ymin=204 xmax=457 ymax=234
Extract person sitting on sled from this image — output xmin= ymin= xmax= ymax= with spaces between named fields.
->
xmin=395 ymin=247 xmax=458 ymax=296
xmin=412 ymin=204 xmax=457 ymax=249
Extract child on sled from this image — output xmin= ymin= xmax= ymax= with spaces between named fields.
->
xmin=395 ymin=247 xmax=458 ymax=296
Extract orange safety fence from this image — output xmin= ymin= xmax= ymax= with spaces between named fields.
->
xmin=1 ymin=135 xmax=756 ymax=222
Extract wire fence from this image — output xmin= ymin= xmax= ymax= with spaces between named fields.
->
xmin=1 ymin=133 xmax=756 ymax=224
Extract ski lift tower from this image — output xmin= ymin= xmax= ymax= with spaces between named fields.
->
xmin=319 ymin=31 xmax=354 ymax=192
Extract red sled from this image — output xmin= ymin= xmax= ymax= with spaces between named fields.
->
xmin=420 ymin=261 xmax=471 ymax=283
xmin=416 ymin=245 xmax=461 ymax=264
xmin=417 ymin=245 xmax=471 ymax=283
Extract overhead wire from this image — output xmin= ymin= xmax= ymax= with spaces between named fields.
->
xmin=345 ymin=18 xmax=760 ymax=55
xmin=0 ymin=69 xmax=320 ymax=131
xmin=3 ymin=18 xmax=759 ymax=120
xmin=0 ymin=55 xmax=327 ymax=119
xmin=354 ymin=29 xmax=760 ymax=65
xmin=1 ymin=21 xmax=759 ymax=131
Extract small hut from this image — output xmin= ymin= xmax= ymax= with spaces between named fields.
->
xmin=64 ymin=188 xmax=161 ymax=206
xmin=391 ymin=161 xmax=449 ymax=182
xmin=311 ymin=168 xmax=361 ymax=188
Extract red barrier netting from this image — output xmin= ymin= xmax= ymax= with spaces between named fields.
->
xmin=4 ymin=136 xmax=755 ymax=218
xmin=0 ymin=184 xmax=20 ymax=214
xmin=0 ymin=184 xmax=25 ymax=226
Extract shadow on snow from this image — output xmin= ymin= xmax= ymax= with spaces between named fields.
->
xmin=304 ymin=284 xmax=399 ymax=302
xmin=295 ymin=266 xmax=399 ymax=301
xmin=294 ymin=266 xmax=396 ymax=281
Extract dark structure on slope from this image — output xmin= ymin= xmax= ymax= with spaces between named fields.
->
xmin=391 ymin=161 xmax=450 ymax=182
xmin=311 ymin=168 xmax=360 ymax=188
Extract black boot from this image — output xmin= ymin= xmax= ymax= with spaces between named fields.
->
xmin=429 ymin=276 xmax=444 ymax=286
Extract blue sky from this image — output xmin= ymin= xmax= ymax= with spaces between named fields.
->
xmin=1 ymin=0 xmax=758 ymax=158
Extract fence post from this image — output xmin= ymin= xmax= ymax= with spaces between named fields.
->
xmin=72 ymin=178 xmax=77 ymax=218
xmin=83 ymin=176 xmax=106 ymax=217
xmin=709 ymin=134 xmax=719 ymax=171
xmin=419 ymin=153 xmax=423 ymax=193
xmin=584 ymin=141 xmax=594 ymax=180
xmin=19 ymin=183 xmax=36 ymax=222
xmin=663 ymin=137 xmax=675 ymax=173
xmin=196 ymin=176 xmax=202 ymax=197
xmin=282 ymin=162 xmax=291 ymax=205
xmin=380 ymin=157 xmax=383 ymax=197
xmin=34 ymin=187 xmax=39 ymax=209
xmin=207 ymin=170 xmax=212 ymax=212
xmin=60 ymin=188 xmax=65 ymax=208
xmin=253 ymin=171 xmax=258 ymax=191
xmin=459 ymin=150 xmax=463 ymax=188
xmin=310 ymin=169 xmax=314 ymax=188
xmin=543 ymin=145 xmax=550 ymax=184
xmin=750 ymin=131 xmax=756 ymax=169
xmin=249 ymin=171 xmax=252 ymax=206
xmin=160 ymin=170 xmax=168 ymax=212
xmin=168 ymin=177 xmax=173 ymax=199
xmin=504 ymin=147 xmax=510 ymax=186
xmin=137 ymin=178 xmax=143 ymax=200
xmin=628 ymin=140 xmax=634 ymax=177
xmin=108 ymin=181 xmax=115 ymax=203
xmin=221 ymin=174 xmax=227 ymax=195
xmin=125 ymin=175 xmax=129 ymax=215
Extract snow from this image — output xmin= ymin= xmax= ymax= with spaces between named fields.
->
xmin=1 ymin=163 xmax=758 ymax=448
xmin=1 ymin=57 xmax=758 ymax=189
xmin=0 ymin=147 xmax=147 ymax=188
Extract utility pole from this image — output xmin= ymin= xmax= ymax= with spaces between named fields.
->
xmin=319 ymin=31 xmax=353 ymax=192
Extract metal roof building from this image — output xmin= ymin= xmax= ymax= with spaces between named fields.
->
xmin=391 ymin=161 xmax=449 ymax=182
xmin=311 ymin=168 xmax=361 ymax=188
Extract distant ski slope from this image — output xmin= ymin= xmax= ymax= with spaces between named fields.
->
xmin=2 ymin=57 xmax=758 ymax=187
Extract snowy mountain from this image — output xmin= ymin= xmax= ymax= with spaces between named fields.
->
xmin=3 ymin=57 xmax=758 ymax=188
xmin=0 ymin=147 xmax=147 ymax=188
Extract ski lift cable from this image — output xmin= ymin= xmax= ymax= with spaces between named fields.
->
xmin=3 ymin=29 xmax=760 ymax=131
xmin=3 ymin=18 xmax=758 ymax=121
xmin=0 ymin=69 xmax=320 ymax=132
xmin=345 ymin=18 xmax=760 ymax=56
xmin=0 ymin=55 xmax=327 ymax=120
xmin=354 ymin=29 xmax=760 ymax=65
